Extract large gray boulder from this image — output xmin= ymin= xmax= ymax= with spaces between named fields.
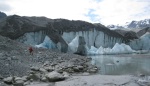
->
xmin=3 ymin=76 xmax=14 ymax=84
xmin=46 ymin=71 xmax=65 ymax=82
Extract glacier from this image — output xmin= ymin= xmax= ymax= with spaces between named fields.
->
xmin=68 ymin=35 xmax=134 ymax=55
xmin=62 ymin=29 xmax=123 ymax=48
xmin=129 ymin=32 xmax=150 ymax=50
xmin=15 ymin=29 xmax=149 ymax=55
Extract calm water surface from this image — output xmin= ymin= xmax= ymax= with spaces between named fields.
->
xmin=90 ymin=53 xmax=150 ymax=75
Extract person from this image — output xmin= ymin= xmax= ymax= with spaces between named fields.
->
xmin=29 ymin=47 xmax=33 ymax=55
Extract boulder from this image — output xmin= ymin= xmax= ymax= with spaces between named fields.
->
xmin=13 ymin=79 xmax=24 ymax=86
xmin=28 ymin=74 xmax=41 ymax=81
xmin=63 ymin=72 xmax=70 ymax=78
xmin=39 ymin=68 xmax=47 ymax=73
xmin=46 ymin=71 xmax=65 ymax=82
xmin=3 ymin=76 xmax=14 ymax=84
xmin=30 ymin=66 xmax=39 ymax=71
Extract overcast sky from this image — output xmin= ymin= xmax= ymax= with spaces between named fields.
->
xmin=1 ymin=0 xmax=150 ymax=25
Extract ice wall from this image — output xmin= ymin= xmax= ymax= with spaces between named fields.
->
xmin=62 ymin=29 xmax=123 ymax=48
xmin=129 ymin=32 xmax=150 ymax=50
xmin=16 ymin=29 xmax=127 ymax=54
xmin=16 ymin=31 xmax=46 ymax=45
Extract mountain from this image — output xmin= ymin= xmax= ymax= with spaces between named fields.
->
xmin=128 ymin=19 xmax=150 ymax=29
xmin=107 ymin=19 xmax=150 ymax=30
xmin=0 ymin=11 xmax=7 ymax=19
xmin=107 ymin=24 xmax=124 ymax=30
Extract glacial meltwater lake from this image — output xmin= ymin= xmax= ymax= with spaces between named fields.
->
xmin=90 ymin=53 xmax=150 ymax=75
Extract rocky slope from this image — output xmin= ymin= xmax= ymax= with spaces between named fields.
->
xmin=0 ymin=35 xmax=98 ymax=86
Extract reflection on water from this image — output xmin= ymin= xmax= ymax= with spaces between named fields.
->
xmin=90 ymin=53 xmax=150 ymax=75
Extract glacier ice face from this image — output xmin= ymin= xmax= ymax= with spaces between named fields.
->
xmin=16 ymin=31 xmax=46 ymax=45
xmin=88 ymin=43 xmax=134 ymax=55
xmin=35 ymin=36 xmax=56 ymax=49
xmin=16 ymin=30 xmax=129 ymax=55
xmin=62 ymin=29 xmax=123 ymax=48
xmin=129 ymin=32 xmax=150 ymax=50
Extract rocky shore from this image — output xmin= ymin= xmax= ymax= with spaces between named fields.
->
xmin=0 ymin=35 xmax=99 ymax=86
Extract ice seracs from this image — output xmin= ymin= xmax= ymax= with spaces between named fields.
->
xmin=88 ymin=43 xmax=134 ymax=55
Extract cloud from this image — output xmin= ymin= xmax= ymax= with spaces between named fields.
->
xmin=85 ymin=0 xmax=150 ymax=25
xmin=3 ymin=0 xmax=150 ymax=25
xmin=6 ymin=0 xmax=92 ymax=22
xmin=0 ymin=1 xmax=11 ymax=11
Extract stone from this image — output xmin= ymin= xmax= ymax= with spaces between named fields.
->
xmin=88 ymin=69 xmax=97 ymax=73
xmin=40 ymin=76 xmax=47 ymax=82
xmin=30 ymin=66 xmax=39 ymax=71
xmin=63 ymin=72 xmax=70 ymax=78
xmin=0 ymin=75 xmax=3 ymax=80
xmin=39 ymin=68 xmax=47 ymax=73
xmin=13 ymin=79 xmax=24 ymax=86
xmin=3 ymin=76 xmax=14 ymax=84
xmin=28 ymin=74 xmax=40 ymax=81
xmin=24 ymin=81 xmax=30 ymax=85
xmin=22 ymin=76 xmax=28 ymax=82
xmin=46 ymin=71 xmax=65 ymax=82
xmin=44 ymin=66 xmax=54 ymax=72
xmin=43 ymin=61 xmax=50 ymax=66
xmin=11 ymin=56 xmax=18 ymax=60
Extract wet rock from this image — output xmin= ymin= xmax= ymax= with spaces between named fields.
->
xmin=46 ymin=71 xmax=65 ymax=82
